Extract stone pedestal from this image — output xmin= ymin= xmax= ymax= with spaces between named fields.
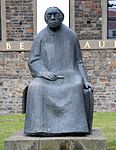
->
xmin=4 ymin=128 xmax=106 ymax=150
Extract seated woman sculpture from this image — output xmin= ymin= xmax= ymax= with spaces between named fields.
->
xmin=24 ymin=7 xmax=93 ymax=136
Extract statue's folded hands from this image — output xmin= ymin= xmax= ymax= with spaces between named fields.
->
xmin=38 ymin=71 xmax=64 ymax=81
xmin=39 ymin=71 xmax=58 ymax=81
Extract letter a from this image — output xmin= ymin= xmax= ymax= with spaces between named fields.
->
xmin=84 ymin=42 xmax=91 ymax=49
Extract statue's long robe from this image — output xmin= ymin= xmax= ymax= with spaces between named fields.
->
xmin=24 ymin=24 xmax=89 ymax=135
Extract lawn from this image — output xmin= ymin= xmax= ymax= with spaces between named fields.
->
xmin=0 ymin=112 xmax=116 ymax=150
xmin=93 ymin=112 xmax=116 ymax=150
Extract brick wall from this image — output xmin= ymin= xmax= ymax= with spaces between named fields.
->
xmin=82 ymin=49 xmax=116 ymax=112
xmin=0 ymin=0 xmax=115 ymax=114
xmin=0 ymin=0 xmax=34 ymax=114
xmin=0 ymin=50 xmax=115 ymax=114
xmin=6 ymin=0 xmax=34 ymax=41
xmin=0 ymin=52 xmax=31 ymax=115
xmin=75 ymin=0 xmax=102 ymax=40
xmin=74 ymin=0 xmax=116 ymax=112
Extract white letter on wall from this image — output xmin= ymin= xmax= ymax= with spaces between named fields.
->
xmin=114 ymin=41 xmax=116 ymax=48
xmin=20 ymin=43 xmax=24 ymax=50
xmin=6 ymin=43 xmax=11 ymax=50
xmin=84 ymin=42 xmax=91 ymax=49
xmin=99 ymin=41 xmax=105 ymax=48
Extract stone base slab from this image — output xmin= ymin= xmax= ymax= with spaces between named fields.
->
xmin=4 ymin=128 xmax=106 ymax=150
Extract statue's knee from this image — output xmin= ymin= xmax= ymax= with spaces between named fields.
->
xmin=29 ymin=78 xmax=42 ymax=90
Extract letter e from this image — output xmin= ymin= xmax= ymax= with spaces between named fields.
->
xmin=20 ymin=43 xmax=24 ymax=50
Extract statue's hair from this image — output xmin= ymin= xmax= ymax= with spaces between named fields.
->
xmin=44 ymin=7 xmax=64 ymax=23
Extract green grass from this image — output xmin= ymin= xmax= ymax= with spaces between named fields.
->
xmin=0 ymin=114 xmax=25 ymax=150
xmin=93 ymin=112 xmax=116 ymax=150
xmin=0 ymin=112 xmax=116 ymax=150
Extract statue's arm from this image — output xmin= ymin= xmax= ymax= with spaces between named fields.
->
xmin=28 ymin=36 xmax=47 ymax=78
xmin=28 ymin=35 xmax=59 ymax=81
xmin=75 ymin=37 xmax=93 ymax=91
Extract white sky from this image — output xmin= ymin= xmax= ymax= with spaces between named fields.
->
xmin=37 ymin=0 xmax=69 ymax=33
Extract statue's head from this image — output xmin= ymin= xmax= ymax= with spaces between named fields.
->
xmin=44 ymin=7 xmax=64 ymax=29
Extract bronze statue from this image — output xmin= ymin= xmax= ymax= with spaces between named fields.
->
xmin=24 ymin=7 xmax=94 ymax=136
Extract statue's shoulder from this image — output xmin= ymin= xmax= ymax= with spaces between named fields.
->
xmin=62 ymin=24 xmax=78 ymax=40
xmin=34 ymin=27 xmax=47 ymax=40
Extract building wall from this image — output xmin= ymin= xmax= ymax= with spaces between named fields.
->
xmin=0 ymin=0 xmax=34 ymax=115
xmin=0 ymin=0 xmax=115 ymax=114
xmin=0 ymin=52 xmax=31 ymax=114
xmin=75 ymin=0 xmax=116 ymax=112
xmin=82 ymin=49 xmax=116 ymax=112
xmin=6 ymin=0 xmax=34 ymax=41
xmin=75 ymin=0 xmax=102 ymax=40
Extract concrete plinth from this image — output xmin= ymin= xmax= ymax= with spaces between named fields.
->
xmin=4 ymin=128 xmax=106 ymax=150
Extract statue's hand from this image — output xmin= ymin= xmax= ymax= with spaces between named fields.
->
xmin=84 ymin=82 xmax=93 ymax=92
xmin=40 ymin=71 xmax=57 ymax=81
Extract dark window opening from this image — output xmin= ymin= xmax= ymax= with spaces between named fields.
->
xmin=113 ymin=30 xmax=116 ymax=36
xmin=108 ymin=0 xmax=116 ymax=38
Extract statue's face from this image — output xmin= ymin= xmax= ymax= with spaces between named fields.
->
xmin=45 ymin=8 xmax=63 ymax=29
